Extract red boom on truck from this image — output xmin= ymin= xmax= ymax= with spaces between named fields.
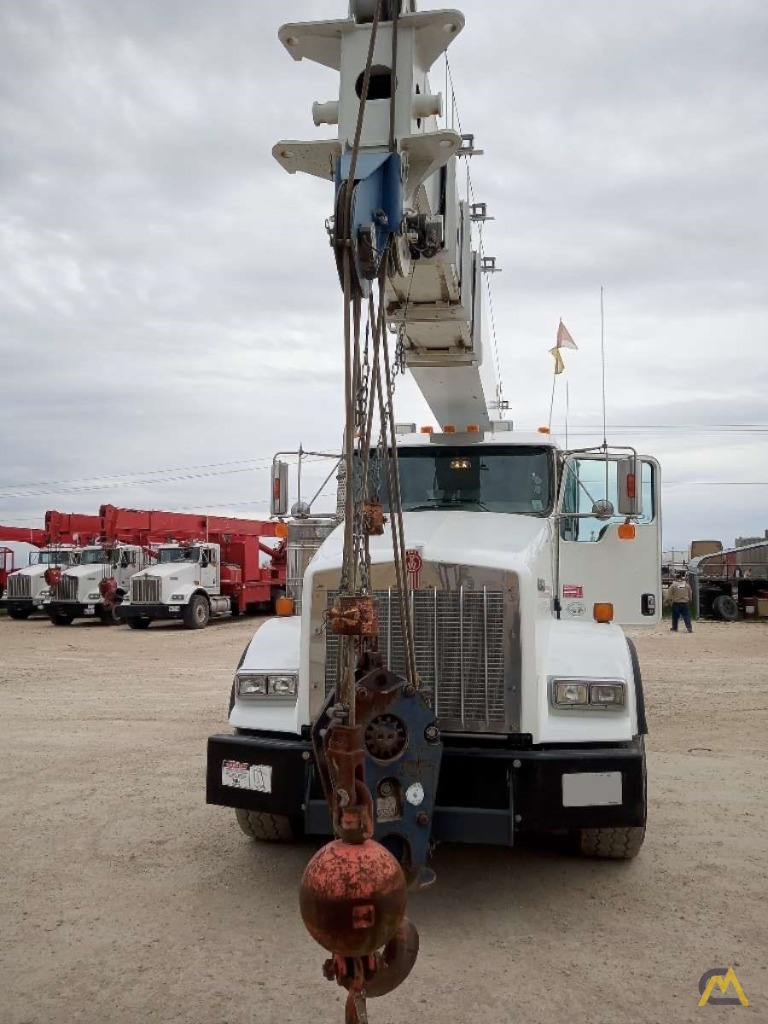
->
xmin=103 ymin=506 xmax=287 ymax=629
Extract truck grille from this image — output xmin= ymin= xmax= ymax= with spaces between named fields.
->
xmin=325 ymin=587 xmax=506 ymax=731
xmin=132 ymin=577 xmax=161 ymax=603
xmin=7 ymin=575 xmax=31 ymax=599
xmin=52 ymin=577 xmax=79 ymax=602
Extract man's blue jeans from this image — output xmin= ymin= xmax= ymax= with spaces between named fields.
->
xmin=671 ymin=602 xmax=692 ymax=632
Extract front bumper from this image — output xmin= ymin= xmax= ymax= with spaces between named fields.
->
xmin=47 ymin=601 xmax=96 ymax=619
xmin=0 ymin=598 xmax=35 ymax=613
xmin=206 ymin=732 xmax=646 ymax=844
xmin=115 ymin=603 xmax=182 ymax=621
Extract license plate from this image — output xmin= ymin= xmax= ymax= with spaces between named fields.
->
xmin=84 ymin=606 xmax=95 ymax=616
xmin=169 ymin=605 xmax=180 ymax=613
xmin=562 ymin=771 xmax=622 ymax=807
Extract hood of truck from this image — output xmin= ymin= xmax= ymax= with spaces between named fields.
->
xmin=60 ymin=566 xmax=104 ymax=582
xmin=310 ymin=511 xmax=551 ymax=574
xmin=131 ymin=564 xmax=198 ymax=582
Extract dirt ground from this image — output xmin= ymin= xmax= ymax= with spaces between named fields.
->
xmin=0 ymin=614 xmax=766 ymax=1024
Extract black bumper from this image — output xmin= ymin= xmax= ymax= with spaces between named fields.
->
xmin=0 ymin=598 xmax=35 ymax=613
xmin=206 ymin=733 xmax=646 ymax=845
xmin=115 ymin=603 xmax=181 ymax=621
xmin=47 ymin=601 xmax=92 ymax=618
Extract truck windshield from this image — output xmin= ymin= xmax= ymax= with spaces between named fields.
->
xmin=367 ymin=444 xmax=554 ymax=516
xmin=32 ymin=551 xmax=73 ymax=565
xmin=159 ymin=547 xmax=199 ymax=563
xmin=80 ymin=549 xmax=113 ymax=565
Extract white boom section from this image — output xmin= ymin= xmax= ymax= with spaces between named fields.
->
xmin=273 ymin=0 xmax=495 ymax=429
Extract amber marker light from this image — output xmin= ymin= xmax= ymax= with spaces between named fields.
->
xmin=443 ymin=424 xmax=456 ymax=433
xmin=466 ymin=424 xmax=481 ymax=433
xmin=537 ymin=426 xmax=551 ymax=434
xmin=593 ymin=602 xmax=614 ymax=623
xmin=274 ymin=522 xmax=289 ymax=539
xmin=420 ymin=426 xmax=434 ymax=434
xmin=618 ymin=522 xmax=636 ymax=540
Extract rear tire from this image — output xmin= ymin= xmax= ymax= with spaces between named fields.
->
xmin=183 ymin=595 xmax=210 ymax=629
xmin=127 ymin=616 xmax=152 ymax=630
xmin=8 ymin=608 xmax=32 ymax=621
xmin=235 ymin=808 xmax=301 ymax=842
xmin=230 ymin=599 xmax=241 ymax=617
xmin=712 ymin=593 xmax=738 ymax=621
xmin=577 ymin=826 xmax=646 ymax=859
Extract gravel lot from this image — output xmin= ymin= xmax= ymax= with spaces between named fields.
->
xmin=1 ymin=614 xmax=766 ymax=1024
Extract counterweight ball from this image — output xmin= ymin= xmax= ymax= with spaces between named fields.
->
xmin=299 ymin=839 xmax=407 ymax=957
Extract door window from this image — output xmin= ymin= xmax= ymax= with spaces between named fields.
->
xmin=560 ymin=457 xmax=654 ymax=542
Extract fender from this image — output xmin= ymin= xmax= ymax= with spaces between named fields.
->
xmin=626 ymin=636 xmax=648 ymax=735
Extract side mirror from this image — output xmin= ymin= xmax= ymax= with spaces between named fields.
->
xmin=592 ymin=499 xmax=615 ymax=520
xmin=271 ymin=461 xmax=289 ymax=517
xmin=617 ymin=456 xmax=643 ymax=517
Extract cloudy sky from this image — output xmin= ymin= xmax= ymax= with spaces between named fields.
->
xmin=1 ymin=0 xmax=766 ymax=558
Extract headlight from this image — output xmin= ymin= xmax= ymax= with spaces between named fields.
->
xmin=551 ymin=678 xmax=626 ymax=710
xmin=268 ymin=674 xmax=298 ymax=696
xmin=589 ymin=682 xmax=625 ymax=707
xmin=553 ymin=681 xmax=589 ymax=706
xmin=171 ymin=593 xmax=185 ymax=601
xmin=87 ymin=593 xmax=100 ymax=600
xmin=236 ymin=672 xmax=298 ymax=699
xmin=237 ymin=673 xmax=268 ymax=697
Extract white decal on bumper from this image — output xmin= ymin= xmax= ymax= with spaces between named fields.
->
xmin=562 ymin=771 xmax=622 ymax=807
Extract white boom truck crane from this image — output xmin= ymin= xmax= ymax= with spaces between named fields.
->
xmin=43 ymin=543 xmax=151 ymax=626
xmin=207 ymin=0 xmax=660 ymax=876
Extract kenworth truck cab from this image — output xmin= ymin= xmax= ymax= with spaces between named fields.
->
xmin=207 ymin=429 xmax=660 ymax=857
xmin=118 ymin=542 xmax=228 ymax=630
xmin=44 ymin=543 xmax=150 ymax=625
xmin=2 ymin=547 xmax=82 ymax=619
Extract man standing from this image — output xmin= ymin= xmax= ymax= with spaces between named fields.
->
xmin=667 ymin=572 xmax=693 ymax=633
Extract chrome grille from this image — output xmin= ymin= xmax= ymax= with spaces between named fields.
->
xmin=7 ymin=574 xmax=31 ymax=599
xmin=132 ymin=577 xmax=161 ymax=603
xmin=52 ymin=576 xmax=79 ymax=602
xmin=325 ymin=587 xmax=506 ymax=731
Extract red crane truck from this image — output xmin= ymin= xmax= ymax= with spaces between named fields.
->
xmin=107 ymin=507 xmax=287 ymax=629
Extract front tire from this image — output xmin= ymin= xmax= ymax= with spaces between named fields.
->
xmin=97 ymin=605 xmax=121 ymax=626
xmin=183 ymin=595 xmax=210 ymax=630
xmin=577 ymin=826 xmax=646 ymax=859
xmin=8 ymin=608 xmax=32 ymax=621
xmin=235 ymin=809 xmax=301 ymax=842
xmin=127 ymin=616 xmax=152 ymax=630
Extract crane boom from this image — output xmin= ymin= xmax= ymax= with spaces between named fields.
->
xmin=273 ymin=0 xmax=497 ymax=428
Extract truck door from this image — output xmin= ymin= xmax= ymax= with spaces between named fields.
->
xmin=557 ymin=454 xmax=661 ymax=625
xmin=201 ymin=546 xmax=218 ymax=590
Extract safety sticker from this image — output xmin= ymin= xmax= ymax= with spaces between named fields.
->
xmin=250 ymin=765 xmax=272 ymax=793
xmin=221 ymin=761 xmax=273 ymax=792
xmin=562 ymin=584 xmax=584 ymax=599
xmin=222 ymin=760 xmax=251 ymax=789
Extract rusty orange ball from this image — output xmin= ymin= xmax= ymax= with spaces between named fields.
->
xmin=299 ymin=839 xmax=407 ymax=957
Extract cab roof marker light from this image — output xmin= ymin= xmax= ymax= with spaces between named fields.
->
xmin=465 ymin=424 xmax=481 ymax=433
xmin=443 ymin=425 xmax=456 ymax=433
xmin=420 ymin=426 xmax=434 ymax=434
xmin=538 ymin=426 xmax=551 ymax=434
